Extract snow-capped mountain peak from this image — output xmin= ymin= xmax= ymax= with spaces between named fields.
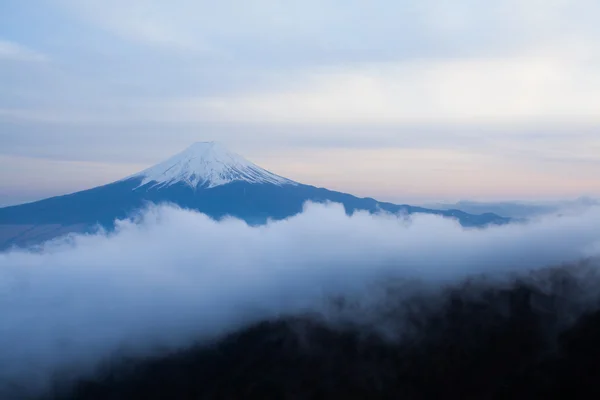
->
xmin=130 ymin=142 xmax=297 ymax=190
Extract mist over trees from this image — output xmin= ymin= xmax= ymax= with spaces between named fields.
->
xmin=3 ymin=204 xmax=600 ymax=399
xmin=49 ymin=260 xmax=600 ymax=400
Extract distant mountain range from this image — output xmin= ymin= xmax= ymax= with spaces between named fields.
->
xmin=423 ymin=197 xmax=600 ymax=219
xmin=0 ymin=142 xmax=510 ymax=250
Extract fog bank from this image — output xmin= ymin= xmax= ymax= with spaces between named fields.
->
xmin=2 ymin=202 xmax=600 ymax=397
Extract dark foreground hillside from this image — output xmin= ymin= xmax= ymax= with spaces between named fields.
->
xmin=49 ymin=262 xmax=600 ymax=400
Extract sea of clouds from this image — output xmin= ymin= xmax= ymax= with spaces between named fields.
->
xmin=2 ymin=201 xmax=600 ymax=397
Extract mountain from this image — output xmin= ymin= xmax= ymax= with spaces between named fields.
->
xmin=0 ymin=142 xmax=510 ymax=249
xmin=422 ymin=200 xmax=557 ymax=219
xmin=423 ymin=197 xmax=600 ymax=219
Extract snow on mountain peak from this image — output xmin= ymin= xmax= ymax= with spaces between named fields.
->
xmin=130 ymin=142 xmax=297 ymax=190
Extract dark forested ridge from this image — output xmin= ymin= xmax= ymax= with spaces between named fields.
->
xmin=42 ymin=261 xmax=600 ymax=400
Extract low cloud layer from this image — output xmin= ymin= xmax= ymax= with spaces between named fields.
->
xmin=2 ymin=202 xmax=600 ymax=397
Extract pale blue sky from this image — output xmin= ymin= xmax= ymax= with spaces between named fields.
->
xmin=1 ymin=0 xmax=600 ymax=206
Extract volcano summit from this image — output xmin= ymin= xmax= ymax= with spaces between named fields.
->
xmin=128 ymin=142 xmax=297 ymax=190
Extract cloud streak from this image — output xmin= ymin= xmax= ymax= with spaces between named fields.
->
xmin=160 ymin=52 xmax=600 ymax=126
xmin=2 ymin=202 xmax=600 ymax=397
xmin=0 ymin=39 xmax=47 ymax=62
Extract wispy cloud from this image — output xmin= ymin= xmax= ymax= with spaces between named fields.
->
xmin=159 ymin=51 xmax=600 ymax=126
xmin=56 ymin=0 xmax=217 ymax=52
xmin=0 ymin=39 xmax=47 ymax=62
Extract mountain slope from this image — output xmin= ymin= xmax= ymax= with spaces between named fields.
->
xmin=0 ymin=142 xmax=509 ymax=249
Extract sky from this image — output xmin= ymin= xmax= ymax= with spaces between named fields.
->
xmin=1 ymin=0 xmax=600 ymax=206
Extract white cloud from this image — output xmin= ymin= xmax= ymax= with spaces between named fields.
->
xmin=53 ymin=0 xmax=600 ymax=61
xmin=2 ymin=202 xmax=600 ymax=396
xmin=160 ymin=49 xmax=600 ymax=126
xmin=0 ymin=39 xmax=47 ymax=62
xmin=7 ymin=48 xmax=600 ymax=128
xmin=0 ymin=108 xmax=99 ymax=124
xmin=46 ymin=0 xmax=600 ymax=127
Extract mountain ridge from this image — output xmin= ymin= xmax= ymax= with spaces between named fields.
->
xmin=0 ymin=143 xmax=511 ymax=250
